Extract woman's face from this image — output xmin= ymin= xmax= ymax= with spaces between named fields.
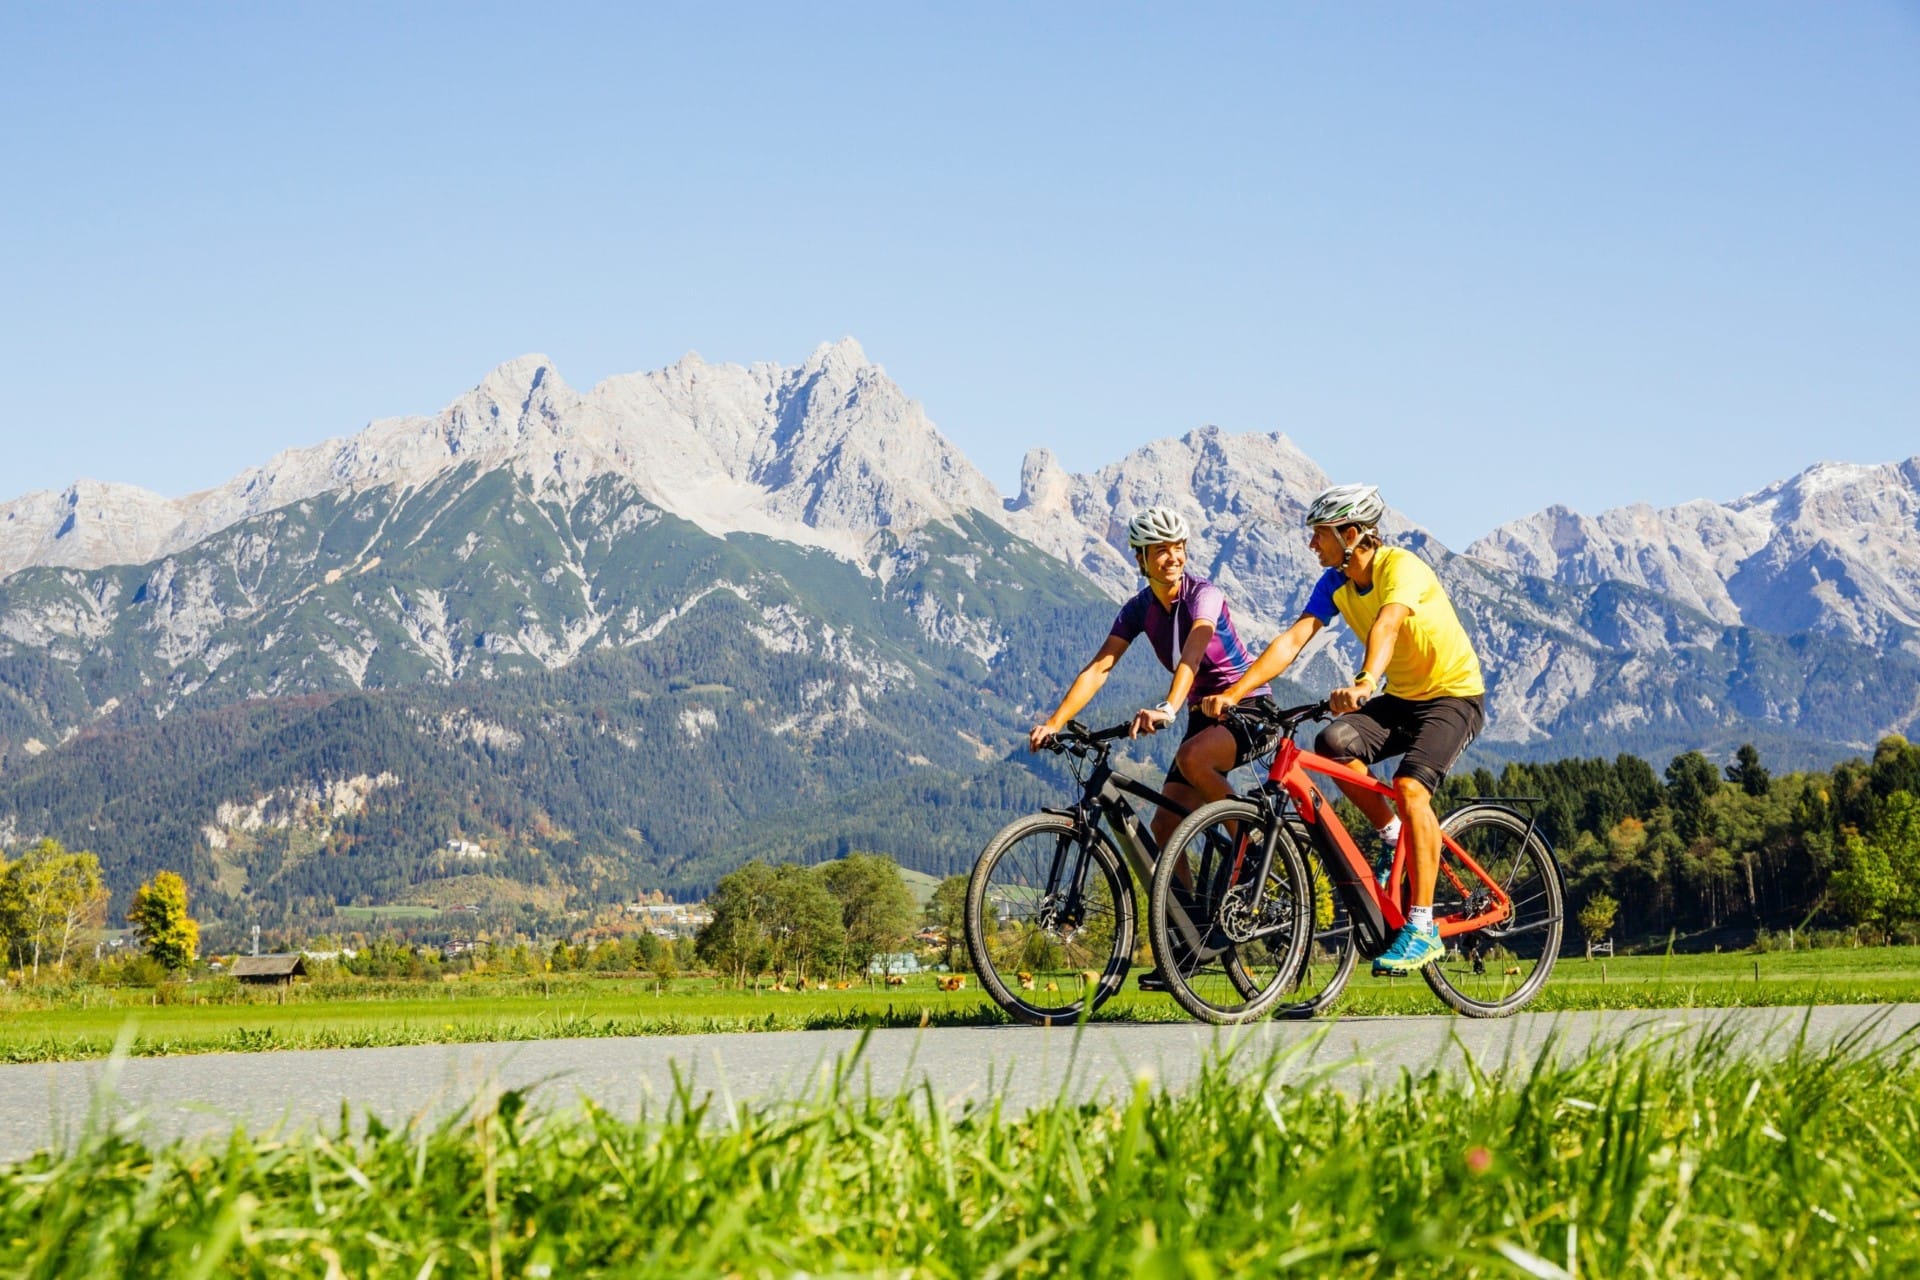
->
xmin=1139 ymin=540 xmax=1186 ymax=586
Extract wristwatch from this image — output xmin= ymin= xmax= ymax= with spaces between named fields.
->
xmin=1153 ymin=700 xmax=1177 ymax=717
xmin=1352 ymin=671 xmax=1376 ymax=687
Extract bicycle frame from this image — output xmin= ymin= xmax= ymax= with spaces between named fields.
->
xmin=1264 ymin=736 xmax=1514 ymax=955
xmin=1042 ymin=738 xmax=1218 ymax=961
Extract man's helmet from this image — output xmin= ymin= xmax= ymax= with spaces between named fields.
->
xmin=1305 ymin=484 xmax=1385 ymax=529
xmin=1125 ymin=506 xmax=1191 ymax=548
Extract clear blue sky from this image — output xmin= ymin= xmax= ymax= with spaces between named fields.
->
xmin=2 ymin=2 xmax=1915 ymax=549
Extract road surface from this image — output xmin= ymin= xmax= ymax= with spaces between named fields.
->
xmin=2 ymin=1004 xmax=1915 ymax=1164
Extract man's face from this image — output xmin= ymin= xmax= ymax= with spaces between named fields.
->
xmin=1308 ymin=524 xmax=1350 ymax=568
xmin=1140 ymin=540 xmax=1186 ymax=584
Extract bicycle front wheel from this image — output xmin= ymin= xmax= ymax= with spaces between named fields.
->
xmin=1149 ymin=798 xmax=1313 ymax=1025
xmin=1423 ymin=803 xmax=1565 ymax=1017
xmin=965 ymin=812 xmax=1133 ymax=1026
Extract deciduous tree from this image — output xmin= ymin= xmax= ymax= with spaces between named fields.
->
xmin=128 ymin=871 xmax=200 ymax=972
xmin=819 ymin=853 xmax=917 ymax=982
xmin=10 ymin=840 xmax=107 ymax=975
xmin=1576 ymin=892 xmax=1619 ymax=958
xmin=925 ymin=874 xmax=968 ymax=970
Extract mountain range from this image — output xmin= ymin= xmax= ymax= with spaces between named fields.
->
xmin=1 ymin=340 xmax=1914 ymax=929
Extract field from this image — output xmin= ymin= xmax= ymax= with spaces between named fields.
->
xmin=1 ymin=946 xmax=1917 ymax=1064
xmin=2 ymin=1024 xmax=1916 ymax=1276
xmin=332 ymin=905 xmax=443 ymax=921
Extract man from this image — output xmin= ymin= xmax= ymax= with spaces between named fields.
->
xmin=1030 ymin=505 xmax=1274 ymax=987
xmin=1200 ymin=484 xmax=1485 ymax=975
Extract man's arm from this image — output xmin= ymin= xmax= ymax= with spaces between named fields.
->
xmin=1329 ymin=602 xmax=1411 ymax=714
xmin=1198 ymin=614 xmax=1322 ymax=719
xmin=1032 ymin=635 xmax=1130 ymax=750
xmin=1131 ymin=620 xmax=1216 ymax=737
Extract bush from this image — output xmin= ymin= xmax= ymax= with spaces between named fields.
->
xmin=94 ymin=954 xmax=170 ymax=988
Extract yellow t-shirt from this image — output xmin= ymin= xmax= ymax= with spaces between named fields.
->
xmin=1305 ymin=547 xmax=1484 ymax=700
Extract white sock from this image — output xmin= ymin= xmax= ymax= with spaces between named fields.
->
xmin=1408 ymin=905 xmax=1433 ymax=930
xmin=1377 ymin=817 xmax=1402 ymax=847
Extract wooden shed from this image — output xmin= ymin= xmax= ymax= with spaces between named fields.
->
xmin=229 ymin=954 xmax=308 ymax=986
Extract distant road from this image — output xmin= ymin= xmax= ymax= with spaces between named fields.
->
xmin=3 ymin=1005 xmax=1916 ymax=1164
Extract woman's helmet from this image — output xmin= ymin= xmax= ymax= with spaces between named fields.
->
xmin=1125 ymin=506 xmax=1191 ymax=548
xmin=1304 ymin=484 xmax=1385 ymax=529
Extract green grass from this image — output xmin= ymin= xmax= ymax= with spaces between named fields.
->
xmin=333 ymin=905 xmax=443 ymax=921
xmin=1 ymin=948 xmax=1916 ymax=1064
xmin=3 ymin=1023 xmax=1917 ymax=1275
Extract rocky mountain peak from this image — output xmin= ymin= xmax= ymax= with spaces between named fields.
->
xmin=466 ymin=354 xmax=572 ymax=419
xmin=1470 ymin=454 xmax=1920 ymax=644
xmin=1011 ymin=448 xmax=1071 ymax=513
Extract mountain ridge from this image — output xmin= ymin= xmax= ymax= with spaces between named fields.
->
xmin=2 ymin=342 xmax=1917 ymax=931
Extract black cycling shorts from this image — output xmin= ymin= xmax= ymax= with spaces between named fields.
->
xmin=1164 ymin=695 xmax=1278 ymax=790
xmin=1312 ymin=693 xmax=1484 ymax=793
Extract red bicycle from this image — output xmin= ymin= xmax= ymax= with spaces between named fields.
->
xmin=1147 ymin=701 xmax=1565 ymax=1023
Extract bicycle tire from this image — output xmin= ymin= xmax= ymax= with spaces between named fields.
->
xmin=1148 ymin=798 xmax=1313 ymax=1025
xmin=964 ymin=812 xmax=1133 ymax=1026
xmin=1269 ymin=815 xmax=1360 ymax=1019
xmin=1421 ymin=803 xmax=1565 ymax=1017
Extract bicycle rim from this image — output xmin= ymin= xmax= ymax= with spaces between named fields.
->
xmin=1422 ymin=804 xmax=1565 ymax=1017
xmin=1270 ymin=817 xmax=1360 ymax=1018
xmin=1150 ymin=798 xmax=1311 ymax=1025
xmin=965 ymin=813 xmax=1132 ymax=1026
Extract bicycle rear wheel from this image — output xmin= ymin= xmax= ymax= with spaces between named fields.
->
xmin=965 ymin=812 xmax=1133 ymax=1025
xmin=1149 ymin=798 xmax=1312 ymax=1025
xmin=1270 ymin=816 xmax=1360 ymax=1018
xmin=1422 ymin=804 xmax=1565 ymax=1017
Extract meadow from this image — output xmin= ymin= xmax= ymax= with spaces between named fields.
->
xmin=1 ymin=946 xmax=1917 ymax=1064
xmin=1 ymin=1022 xmax=1915 ymax=1276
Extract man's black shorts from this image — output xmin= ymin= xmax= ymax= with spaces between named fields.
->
xmin=1312 ymin=693 xmax=1484 ymax=792
xmin=1164 ymin=695 xmax=1278 ymax=789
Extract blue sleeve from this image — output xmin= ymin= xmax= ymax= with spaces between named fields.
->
xmin=1303 ymin=569 xmax=1343 ymax=624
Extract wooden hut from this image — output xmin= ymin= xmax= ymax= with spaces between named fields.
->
xmin=229 ymin=954 xmax=307 ymax=986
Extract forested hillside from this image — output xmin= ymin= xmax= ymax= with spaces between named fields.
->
xmin=1437 ymin=735 xmax=1920 ymax=946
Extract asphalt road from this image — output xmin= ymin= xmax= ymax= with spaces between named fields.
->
xmin=3 ymin=1004 xmax=1916 ymax=1165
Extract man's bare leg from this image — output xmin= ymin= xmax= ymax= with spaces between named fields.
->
xmin=1394 ymin=776 xmax=1440 ymax=907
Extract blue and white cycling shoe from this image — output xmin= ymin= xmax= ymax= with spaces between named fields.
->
xmin=1372 ymin=922 xmax=1445 ymax=975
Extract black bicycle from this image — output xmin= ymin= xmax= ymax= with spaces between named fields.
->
xmin=963 ymin=719 xmax=1203 ymax=1025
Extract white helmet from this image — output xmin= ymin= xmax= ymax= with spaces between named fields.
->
xmin=1125 ymin=505 xmax=1191 ymax=548
xmin=1305 ymin=484 xmax=1386 ymax=529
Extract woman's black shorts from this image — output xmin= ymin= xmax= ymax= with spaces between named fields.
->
xmin=1164 ymin=695 xmax=1279 ymax=789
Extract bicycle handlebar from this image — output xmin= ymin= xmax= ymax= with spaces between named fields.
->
xmin=1225 ymin=699 xmax=1330 ymax=735
xmin=1041 ymin=719 xmax=1134 ymax=758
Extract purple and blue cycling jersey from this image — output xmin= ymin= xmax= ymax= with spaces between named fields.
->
xmin=1108 ymin=575 xmax=1271 ymax=706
